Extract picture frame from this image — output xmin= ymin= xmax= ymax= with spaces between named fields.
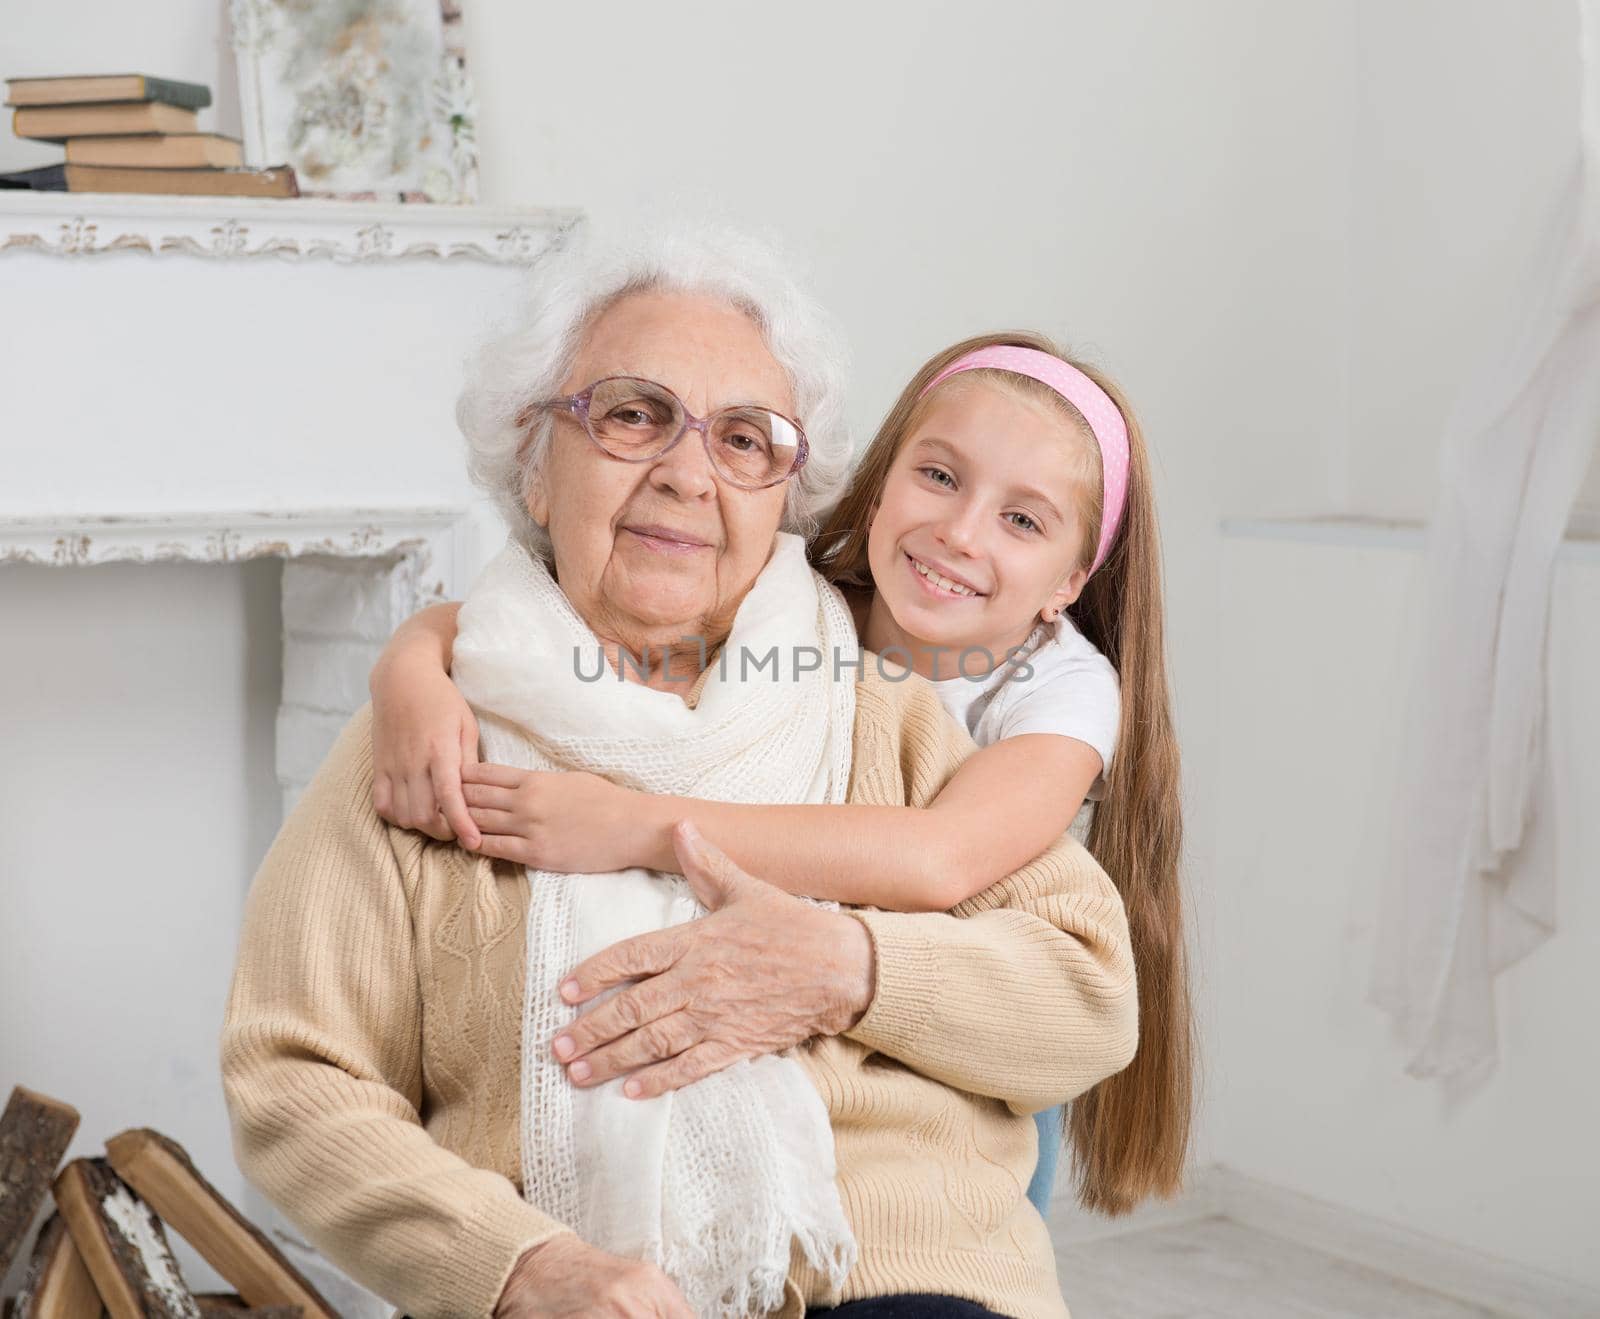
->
xmin=229 ymin=0 xmax=478 ymax=203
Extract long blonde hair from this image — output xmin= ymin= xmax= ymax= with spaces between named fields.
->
xmin=813 ymin=331 xmax=1194 ymax=1215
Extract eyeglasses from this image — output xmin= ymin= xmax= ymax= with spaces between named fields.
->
xmin=539 ymin=376 xmax=809 ymax=491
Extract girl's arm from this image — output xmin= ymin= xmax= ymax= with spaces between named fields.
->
xmin=368 ymin=602 xmax=478 ymax=845
xmin=372 ymin=598 xmax=1100 ymax=911
xmin=466 ymin=734 xmax=1101 ymax=912
xmin=641 ymin=733 xmax=1099 ymax=910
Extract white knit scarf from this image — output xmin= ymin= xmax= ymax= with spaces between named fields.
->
xmin=451 ymin=532 xmax=859 ymax=1316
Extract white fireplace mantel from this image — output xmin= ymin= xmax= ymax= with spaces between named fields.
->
xmin=0 ymin=507 xmax=469 ymax=572
xmin=0 ymin=191 xmax=581 ymax=264
xmin=3 ymin=195 xmax=581 ymax=812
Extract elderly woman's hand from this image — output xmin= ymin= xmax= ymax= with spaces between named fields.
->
xmin=550 ymin=822 xmax=876 ymax=1099
xmin=495 ymin=1236 xmax=694 ymax=1318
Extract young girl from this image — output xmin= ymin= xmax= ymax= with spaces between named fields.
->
xmin=369 ymin=331 xmax=1191 ymax=1218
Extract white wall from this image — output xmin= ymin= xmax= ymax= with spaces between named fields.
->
xmin=1213 ymin=528 xmax=1600 ymax=1288
xmin=1194 ymin=1 xmax=1600 ymax=1291
xmin=1345 ymin=0 xmax=1600 ymax=523
xmin=0 ymin=252 xmax=515 ymax=521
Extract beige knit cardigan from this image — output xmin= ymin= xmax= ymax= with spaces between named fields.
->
xmin=221 ymin=659 xmax=1138 ymax=1319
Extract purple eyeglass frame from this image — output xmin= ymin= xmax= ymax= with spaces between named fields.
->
xmin=541 ymin=375 xmax=810 ymax=491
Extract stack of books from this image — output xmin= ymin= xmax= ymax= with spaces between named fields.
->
xmin=2 ymin=73 xmax=298 ymax=197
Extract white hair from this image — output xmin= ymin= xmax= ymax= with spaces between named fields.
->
xmin=457 ymin=219 xmax=854 ymax=560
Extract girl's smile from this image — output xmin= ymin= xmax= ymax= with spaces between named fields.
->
xmin=864 ymin=379 xmax=1090 ymax=676
xmin=903 ymin=550 xmax=986 ymax=600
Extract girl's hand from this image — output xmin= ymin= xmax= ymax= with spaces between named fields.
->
xmin=370 ymin=654 xmax=481 ymax=847
xmin=462 ymin=765 xmax=643 ymax=873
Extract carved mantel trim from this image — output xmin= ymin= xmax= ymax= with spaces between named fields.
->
xmin=0 ymin=507 xmax=468 ymax=593
xmin=0 ymin=192 xmax=580 ymax=264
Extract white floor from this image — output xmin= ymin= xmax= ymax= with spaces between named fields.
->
xmin=1051 ymin=1215 xmax=1508 ymax=1319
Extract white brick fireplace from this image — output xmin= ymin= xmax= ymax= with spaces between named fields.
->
xmin=3 ymin=509 xmax=471 ymax=816
xmin=2 ymin=191 xmax=579 ymax=795
xmin=0 ymin=192 xmax=579 ymax=1300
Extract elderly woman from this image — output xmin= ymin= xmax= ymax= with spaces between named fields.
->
xmin=221 ymin=225 xmax=1137 ymax=1319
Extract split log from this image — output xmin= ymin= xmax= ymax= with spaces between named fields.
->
xmin=51 ymin=1159 xmax=199 ymax=1319
xmin=104 ymin=1131 xmax=332 ymax=1319
xmin=11 ymin=1213 xmax=103 ymax=1319
xmin=0 ymin=1087 xmax=81 ymax=1277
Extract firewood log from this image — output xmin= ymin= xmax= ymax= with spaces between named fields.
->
xmin=104 ymin=1131 xmax=332 ymax=1319
xmin=0 ymin=1088 xmax=81 ymax=1277
xmin=52 ymin=1159 xmax=199 ymax=1319
xmin=12 ymin=1213 xmax=103 ymax=1319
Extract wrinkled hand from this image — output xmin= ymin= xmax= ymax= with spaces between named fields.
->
xmin=494 ymin=1236 xmax=692 ymax=1319
xmin=370 ymin=654 xmax=481 ymax=846
xmin=461 ymin=764 xmax=641 ymax=872
xmin=550 ymin=822 xmax=876 ymax=1099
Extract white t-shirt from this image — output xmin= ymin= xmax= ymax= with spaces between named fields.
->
xmin=928 ymin=613 xmax=1121 ymax=818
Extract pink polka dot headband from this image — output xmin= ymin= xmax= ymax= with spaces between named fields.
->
xmin=920 ymin=345 xmax=1131 ymax=577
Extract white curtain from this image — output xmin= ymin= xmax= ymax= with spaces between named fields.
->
xmin=1371 ymin=0 xmax=1600 ymax=1083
